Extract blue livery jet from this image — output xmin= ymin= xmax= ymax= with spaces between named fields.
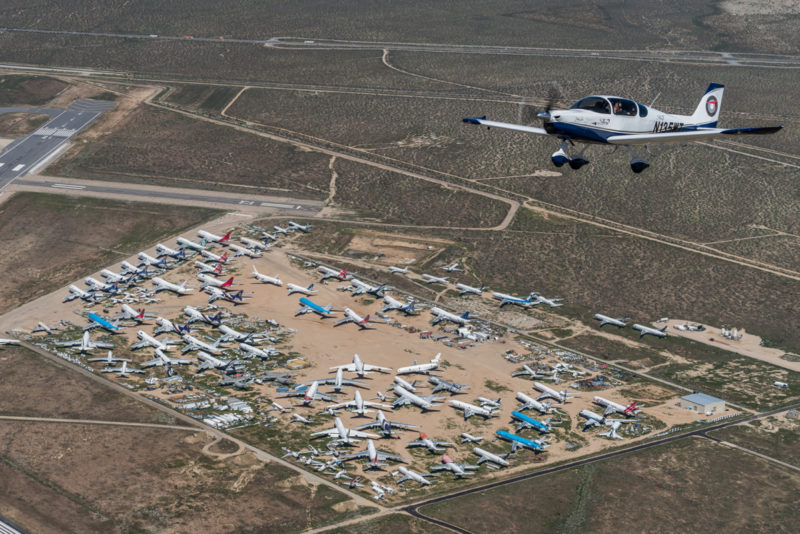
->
xmin=85 ymin=313 xmax=120 ymax=333
xmin=511 ymin=411 xmax=551 ymax=434
xmin=496 ymin=430 xmax=548 ymax=452
xmin=296 ymin=297 xmax=336 ymax=318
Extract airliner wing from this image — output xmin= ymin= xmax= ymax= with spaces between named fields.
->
xmin=462 ymin=117 xmax=549 ymax=136
xmin=350 ymin=429 xmax=380 ymax=439
xmin=607 ymin=126 xmax=782 ymax=146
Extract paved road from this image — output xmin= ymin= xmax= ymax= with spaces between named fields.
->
xmin=0 ymin=415 xmax=197 ymax=431
xmin=0 ymin=99 xmax=113 ymax=188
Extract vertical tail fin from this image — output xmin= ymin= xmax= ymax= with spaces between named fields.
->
xmin=690 ymin=83 xmax=724 ymax=127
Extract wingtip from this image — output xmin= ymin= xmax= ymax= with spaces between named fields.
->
xmin=462 ymin=116 xmax=486 ymax=125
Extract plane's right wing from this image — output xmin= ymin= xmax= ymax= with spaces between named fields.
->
xmin=462 ymin=117 xmax=550 ymax=136
xmin=606 ymin=126 xmax=783 ymax=146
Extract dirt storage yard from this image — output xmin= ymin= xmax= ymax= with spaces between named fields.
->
xmin=6 ymin=223 xmax=708 ymax=505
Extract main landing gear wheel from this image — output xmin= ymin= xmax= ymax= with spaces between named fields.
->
xmin=630 ymin=158 xmax=650 ymax=173
xmin=569 ymin=157 xmax=590 ymax=170
xmin=551 ymin=142 xmax=590 ymax=170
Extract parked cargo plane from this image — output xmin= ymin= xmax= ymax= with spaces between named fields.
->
xmin=534 ymin=382 xmax=578 ymax=404
xmin=397 ymin=353 xmax=441 ymax=375
xmin=56 ymin=331 xmax=113 ymax=353
xmin=422 ymin=274 xmax=448 ymax=285
xmin=493 ymin=291 xmax=537 ymax=308
xmin=152 ymin=277 xmax=192 ymax=296
xmin=183 ymin=306 xmax=221 ymax=325
xmin=473 ymin=447 xmax=510 ymax=468
xmin=430 ymin=307 xmax=471 ymax=326
xmin=329 ymin=390 xmax=391 ymax=416
xmin=252 ymin=266 xmax=282 ymax=286
xmin=131 ymin=330 xmax=177 ymax=352
xmin=633 ymin=323 xmax=668 ymax=338
xmin=64 ymin=284 xmax=95 ymax=303
xmin=381 ymin=295 xmax=417 ymax=315
xmin=594 ymin=313 xmax=628 ymax=328
xmin=430 ymin=455 xmax=478 ymax=478
xmin=198 ymin=230 xmax=231 ymax=244
xmin=287 ymin=282 xmax=316 ymax=296
xmin=334 ymin=308 xmax=376 ymax=329
xmin=318 ymin=265 xmax=349 ymax=281
xmin=429 ymin=376 xmax=470 ymax=395
xmin=593 ymin=396 xmax=640 ymax=417
xmin=392 ymin=385 xmax=443 ymax=411
xmin=310 ymin=417 xmax=379 ymax=445
xmin=397 ymin=466 xmax=434 ymax=486
xmin=355 ymin=410 xmax=420 ymax=436
xmin=496 ymin=430 xmax=548 ymax=452
xmin=341 ymin=439 xmax=408 ymax=469
xmin=388 ymin=265 xmax=409 ymax=275
xmin=101 ymin=361 xmax=144 ymax=376
xmin=330 ymin=354 xmax=391 ymax=377
xmin=406 ymin=432 xmax=454 ymax=453
xmin=450 ymin=399 xmax=498 ymax=420
xmin=456 ymin=283 xmax=485 ymax=295
xmin=240 ymin=236 xmax=268 ymax=251
xmin=289 ymin=221 xmax=312 ymax=232
xmin=177 ymin=236 xmax=206 ymax=250
xmin=228 ymin=243 xmax=261 ymax=258
xmin=200 ymin=250 xmax=228 ymax=263
xmin=349 ymin=279 xmax=389 ymax=297
xmin=312 ymin=367 xmax=368 ymax=392
xmin=463 ymin=83 xmax=782 ymax=173
xmin=155 ymin=243 xmax=185 ymax=259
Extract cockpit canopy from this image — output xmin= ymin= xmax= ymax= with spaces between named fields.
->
xmin=569 ymin=96 xmax=648 ymax=117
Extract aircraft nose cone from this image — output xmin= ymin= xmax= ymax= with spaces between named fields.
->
xmin=537 ymin=111 xmax=550 ymax=121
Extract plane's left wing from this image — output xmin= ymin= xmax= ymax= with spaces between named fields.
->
xmin=607 ymin=126 xmax=782 ymax=146
xmin=462 ymin=117 xmax=550 ymax=136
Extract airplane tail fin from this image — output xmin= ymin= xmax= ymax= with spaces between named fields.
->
xmin=461 ymin=312 xmax=470 ymax=319
xmin=222 ymin=277 xmax=234 ymax=288
xmin=221 ymin=231 xmax=231 ymax=242
xmin=690 ymin=83 xmax=724 ymax=127
xmin=659 ymin=326 xmax=667 ymax=332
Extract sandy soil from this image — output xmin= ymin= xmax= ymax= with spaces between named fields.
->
xmin=0 ymin=220 xmax=705 ymax=488
xmin=0 ymin=137 xmax=12 ymax=150
xmin=721 ymin=0 xmax=800 ymax=15
xmin=661 ymin=318 xmax=800 ymax=372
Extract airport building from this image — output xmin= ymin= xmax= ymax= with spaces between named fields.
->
xmin=680 ymin=393 xmax=725 ymax=414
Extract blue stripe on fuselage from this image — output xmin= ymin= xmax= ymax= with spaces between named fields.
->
xmin=551 ymin=121 xmax=716 ymax=143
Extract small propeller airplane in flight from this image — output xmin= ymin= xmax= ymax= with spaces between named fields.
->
xmin=463 ymin=83 xmax=782 ymax=173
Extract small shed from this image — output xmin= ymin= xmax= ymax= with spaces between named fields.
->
xmin=681 ymin=393 xmax=725 ymax=414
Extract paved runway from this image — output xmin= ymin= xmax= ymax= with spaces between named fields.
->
xmin=0 ymin=99 xmax=114 ymax=189
xmin=13 ymin=177 xmax=324 ymax=214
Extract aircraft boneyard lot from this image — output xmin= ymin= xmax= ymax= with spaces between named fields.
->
xmin=1 ymin=1 xmax=800 ymax=531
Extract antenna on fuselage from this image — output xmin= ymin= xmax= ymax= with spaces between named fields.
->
xmin=649 ymin=92 xmax=661 ymax=108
